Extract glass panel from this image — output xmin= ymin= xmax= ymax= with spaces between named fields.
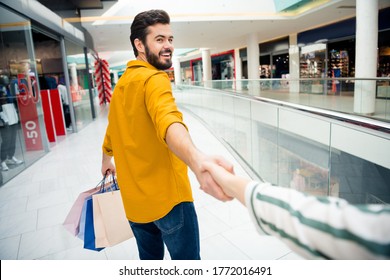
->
xmin=231 ymin=98 xmax=252 ymax=164
xmin=192 ymin=61 xmax=202 ymax=83
xmin=278 ymin=129 xmax=331 ymax=196
xmin=0 ymin=6 xmax=48 ymax=185
xmin=87 ymin=49 xmax=98 ymax=117
xmin=251 ymin=121 xmax=278 ymax=184
xmin=64 ymin=39 xmax=93 ymax=132
xmin=330 ymin=148 xmax=390 ymax=204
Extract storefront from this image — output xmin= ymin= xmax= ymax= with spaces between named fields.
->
xmin=239 ymin=37 xmax=290 ymax=79
xmin=189 ymin=50 xmax=235 ymax=83
xmin=378 ymin=29 xmax=390 ymax=77
xmin=0 ymin=4 xmax=96 ymax=186
xmin=259 ymin=37 xmax=290 ymax=79
xmin=179 ymin=60 xmax=192 ymax=84
xmin=299 ymin=43 xmax=327 ymax=93
xmin=211 ymin=50 xmax=234 ymax=80
xmin=297 ymin=7 xmax=390 ymax=95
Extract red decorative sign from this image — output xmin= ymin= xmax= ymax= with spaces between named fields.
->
xmin=17 ymin=73 xmax=43 ymax=151
xmin=94 ymin=59 xmax=112 ymax=105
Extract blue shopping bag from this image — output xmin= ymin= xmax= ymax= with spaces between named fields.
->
xmin=83 ymin=196 xmax=104 ymax=251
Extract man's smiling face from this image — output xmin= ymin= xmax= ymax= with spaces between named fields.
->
xmin=144 ymin=23 xmax=174 ymax=70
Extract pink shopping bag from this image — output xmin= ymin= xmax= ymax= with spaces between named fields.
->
xmin=63 ymin=187 xmax=101 ymax=236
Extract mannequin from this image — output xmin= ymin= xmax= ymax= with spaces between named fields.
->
xmin=0 ymin=74 xmax=23 ymax=171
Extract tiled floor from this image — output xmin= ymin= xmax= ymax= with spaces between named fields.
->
xmin=0 ymin=105 xmax=302 ymax=260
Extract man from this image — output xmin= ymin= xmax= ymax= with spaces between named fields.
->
xmin=101 ymin=9 xmax=233 ymax=260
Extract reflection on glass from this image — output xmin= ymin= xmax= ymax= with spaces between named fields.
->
xmin=65 ymin=40 xmax=94 ymax=132
xmin=88 ymin=50 xmax=98 ymax=103
xmin=278 ymin=130 xmax=332 ymax=197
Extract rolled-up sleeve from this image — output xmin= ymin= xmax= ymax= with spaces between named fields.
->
xmin=144 ymin=72 xmax=188 ymax=146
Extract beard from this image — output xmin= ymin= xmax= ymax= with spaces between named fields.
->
xmin=145 ymin=44 xmax=172 ymax=70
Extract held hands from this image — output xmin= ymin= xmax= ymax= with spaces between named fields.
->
xmin=200 ymin=161 xmax=250 ymax=205
xmin=196 ymin=154 xmax=235 ymax=202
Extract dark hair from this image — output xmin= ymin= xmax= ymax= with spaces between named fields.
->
xmin=130 ymin=10 xmax=170 ymax=57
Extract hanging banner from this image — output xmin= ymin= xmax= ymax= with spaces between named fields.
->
xmin=17 ymin=73 xmax=44 ymax=151
xmin=94 ymin=59 xmax=112 ymax=105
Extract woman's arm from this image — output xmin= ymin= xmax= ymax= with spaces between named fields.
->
xmin=201 ymin=162 xmax=390 ymax=259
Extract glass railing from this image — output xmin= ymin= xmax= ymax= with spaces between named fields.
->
xmin=185 ymin=78 xmax=390 ymax=123
xmin=173 ymin=82 xmax=390 ymax=205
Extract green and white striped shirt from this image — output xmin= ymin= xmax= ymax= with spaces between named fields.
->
xmin=245 ymin=181 xmax=390 ymax=259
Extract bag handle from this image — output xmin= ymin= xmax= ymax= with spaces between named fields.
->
xmin=98 ymin=171 xmax=119 ymax=193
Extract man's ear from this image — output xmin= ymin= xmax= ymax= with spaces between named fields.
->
xmin=134 ymin=38 xmax=145 ymax=54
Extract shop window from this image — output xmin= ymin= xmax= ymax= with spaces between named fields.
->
xmin=378 ymin=30 xmax=390 ymax=77
xmin=0 ymin=5 xmax=48 ymax=185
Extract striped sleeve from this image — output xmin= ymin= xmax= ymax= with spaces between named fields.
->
xmin=245 ymin=181 xmax=390 ymax=259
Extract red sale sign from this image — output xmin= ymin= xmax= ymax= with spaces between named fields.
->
xmin=17 ymin=73 xmax=44 ymax=151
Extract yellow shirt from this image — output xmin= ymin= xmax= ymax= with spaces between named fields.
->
xmin=102 ymin=60 xmax=193 ymax=223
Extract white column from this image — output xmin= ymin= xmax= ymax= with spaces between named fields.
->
xmin=201 ymin=48 xmax=212 ymax=87
xmin=173 ymin=56 xmax=182 ymax=86
xmin=247 ymin=33 xmax=260 ymax=80
xmin=289 ymin=34 xmax=300 ymax=93
xmin=354 ymin=0 xmax=378 ymax=114
xmin=234 ymin=48 xmax=243 ymax=91
xmin=247 ymin=33 xmax=260 ymax=95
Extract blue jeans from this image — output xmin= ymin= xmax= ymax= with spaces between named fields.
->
xmin=129 ymin=202 xmax=201 ymax=260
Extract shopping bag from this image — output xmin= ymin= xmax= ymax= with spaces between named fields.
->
xmin=83 ymin=196 xmax=104 ymax=251
xmin=63 ymin=187 xmax=101 ymax=236
xmin=93 ymin=187 xmax=133 ymax=248
xmin=2 ymin=103 xmax=18 ymax=125
xmin=63 ymin=174 xmax=116 ymax=236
